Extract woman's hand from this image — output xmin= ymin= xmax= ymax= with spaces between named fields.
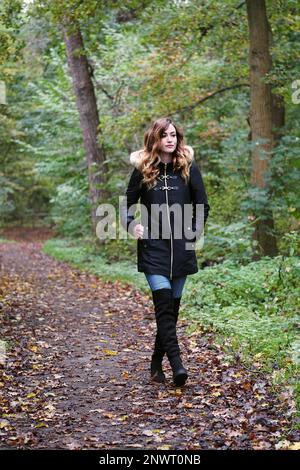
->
xmin=133 ymin=223 xmax=144 ymax=239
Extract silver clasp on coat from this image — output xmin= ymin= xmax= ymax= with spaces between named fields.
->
xmin=161 ymin=186 xmax=179 ymax=190
xmin=157 ymin=175 xmax=177 ymax=181
xmin=153 ymin=185 xmax=178 ymax=191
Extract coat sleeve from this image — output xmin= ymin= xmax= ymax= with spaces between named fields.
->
xmin=189 ymin=160 xmax=210 ymax=241
xmin=120 ymin=167 xmax=143 ymax=237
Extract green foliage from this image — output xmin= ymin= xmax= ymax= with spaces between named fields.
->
xmin=0 ymin=176 xmax=16 ymax=218
xmin=0 ymin=0 xmax=24 ymax=82
xmin=183 ymin=255 xmax=300 ymax=409
xmin=1 ymin=0 xmax=300 ymax=429
xmin=1 ymin=0 xmax=299 ymax=255
xmin=49 ymin=182 xmax=92 ymax=237
xmin=202 ymin=219 xmax=253 ymax=264
xmin=280 ymin=230 xmax=300 ymax=257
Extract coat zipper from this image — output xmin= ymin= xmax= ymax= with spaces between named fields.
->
xmin=163 ymin=162 xmax=173 ymax=280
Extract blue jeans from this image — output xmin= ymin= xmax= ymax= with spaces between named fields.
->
xmin=144 ymin=274 xmax=187 ymax=298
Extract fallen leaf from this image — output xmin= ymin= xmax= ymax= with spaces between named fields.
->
xmin=288 ymin=442 xmax=300 ymax=450
xmin=0 ymin=419 xmax=10 ymax=429
xmin=102 ymin=349 xmax=118 ymax=356
xmin=142 ymin=430 xmax=154 ymax=436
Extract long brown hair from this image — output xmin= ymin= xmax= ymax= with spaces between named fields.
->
xmin=136 ymin=117 xmax=193 ymax=190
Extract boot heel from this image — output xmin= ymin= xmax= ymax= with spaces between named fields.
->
xmin=152 ymin=288 xmax=188 ymax=386
xmin=169 ymin=355 xmax=188 ymax=386
xmin=173 ymin=367 xmax=188 ymax=386
xmin=150 ymin=354 xmax=166 ymax=383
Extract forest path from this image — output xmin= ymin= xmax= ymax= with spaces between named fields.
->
xmin=0 ymin=230 xmax=297 ymax=450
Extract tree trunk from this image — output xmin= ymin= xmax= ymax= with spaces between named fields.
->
xmin=62 ymin=21 xmax=107 ymax=236
xmin=246 ymin=0 xmax=278 ymax=258
xmin=271 ymin=94 xmax=285 ymax=142
xmin=268 ymin=18 xmax=286 ymax=144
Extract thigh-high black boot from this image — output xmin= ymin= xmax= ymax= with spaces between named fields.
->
xmin=150 ymin=296 xmax=182 ymax=382
xmin=151 ymin=288 xmax=187 ymax=386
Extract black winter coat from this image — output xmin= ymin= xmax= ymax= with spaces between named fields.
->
xmin=121 ymin=146 xmax=210 ymax=279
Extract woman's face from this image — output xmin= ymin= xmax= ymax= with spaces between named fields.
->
xmin=160 ymin=124 xmax=177 ymax=153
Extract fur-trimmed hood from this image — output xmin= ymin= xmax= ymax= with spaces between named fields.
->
xmin=129 ymin=145 xmax=194 ymax=169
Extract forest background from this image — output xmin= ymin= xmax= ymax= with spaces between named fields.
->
xmin=0 ymin=0 xmax=299 ymax=421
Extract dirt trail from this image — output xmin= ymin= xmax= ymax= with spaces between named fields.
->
xmin=0 ymin=231 xmax=298 ymax=449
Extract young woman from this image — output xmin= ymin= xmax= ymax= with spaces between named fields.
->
xmin=121 ymin=117 xmax=210 ymax=386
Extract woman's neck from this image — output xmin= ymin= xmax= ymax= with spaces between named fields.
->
xmin=159 ymin=152 xmax=172 ymax=163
